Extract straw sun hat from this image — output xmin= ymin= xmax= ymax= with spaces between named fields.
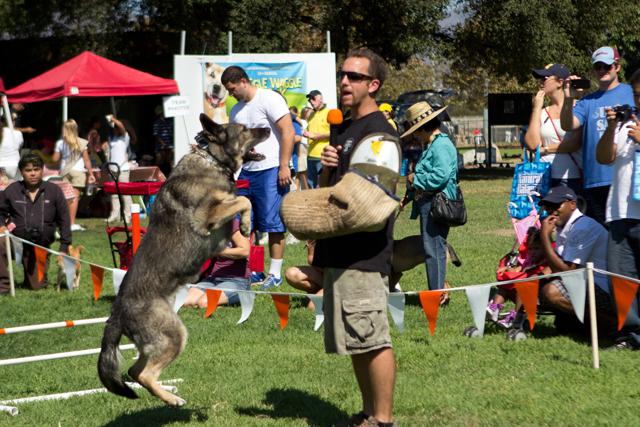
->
xmin=400 ymin=101 xmax=447 ymax=138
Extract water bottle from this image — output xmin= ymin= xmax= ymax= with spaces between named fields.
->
xmin=86 ymin=184 xmax=94 ymax=196
xmin=634 ymin=147 xmax=640 ymax=201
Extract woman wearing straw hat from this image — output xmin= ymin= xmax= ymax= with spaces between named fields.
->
xmin=400 ymin=102 xmax=458 ymax=300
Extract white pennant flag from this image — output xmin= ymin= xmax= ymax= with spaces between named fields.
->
xmin=307 ymin=294 xmax=324 ymax=331
xmin=112 ymin=269 xmax=126 ymax=295
xmin=465 ymin=285 xmax=492 ymax=337
xmin=560 ymin=269 xmax=587 ymax=323
xmin=12 ymin=238 xmax=23 ymax=267
xmin=387 ymin=293 xmax=406 ymax=335
xmin=61 ymin=255 xmax=77 ymax=292
xmin=237 ymin=291 xmax=256 ymax=324
xmin=173 ymin=285 xmax=189 ymax=313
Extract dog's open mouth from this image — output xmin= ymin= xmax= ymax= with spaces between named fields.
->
xmin=209 ymin=95 xmax=221 ymax=108
xmin=244 ymin=149 xmax=266 ymax=163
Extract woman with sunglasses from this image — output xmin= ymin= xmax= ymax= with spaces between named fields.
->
xmin=525 ymin=63 xmax=582 ymax=194
xmin=52 ymin=119 xmax=96 ymax=231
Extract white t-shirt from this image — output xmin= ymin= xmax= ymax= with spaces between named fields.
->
xmin=539 ymin=108 xmax=582 ymax=180
xmin=605 ymin=120 xmax=640 ymax=223
xmin=229 ymin=88 xmax=289 ymax=171
xmin=55 ymin=138 xmax=86 ymax=172
xmin=299 ymin=119 xmax=309 ymax=147
xmin=108 ymin=132 xmax=130 ymax=172
xmin=556 ymin=209 xmax=609 ymax=292
xmin=0 ymin=127 xmax=23 ymax=168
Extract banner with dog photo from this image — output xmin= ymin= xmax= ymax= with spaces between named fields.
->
xmin=201 ymin=61 xmax=307 ymax=123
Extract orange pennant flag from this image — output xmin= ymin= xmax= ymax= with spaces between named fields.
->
xmin=611 ymin=276 xmax=640 ymax=331
xmin=91 ymin=265 xmax=105 ymax=301
xmin=419 ymin=291 xmax=443 ymax=336
xmin=34 ymin=246 xmax=48 ymax=283
xmin=271 ymin=294 xmax=290 ymax=329
xmin=204 ymin=289 xmax=223 ymax=318
xmin=514 ymin=280 xmax=539 ymax=330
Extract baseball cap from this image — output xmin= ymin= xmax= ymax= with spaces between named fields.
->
xmin=532 ymin=63 xmax=571 ymax=80
xmin=306 ymin=90 xmax=322 ymax=99
xmin=592 ymin=47 xmax=620 ymax=65
xmin=379 ymin=103 xmax=392 ymax=112
xmin=538 ymin=186 xmax=577 ymax=207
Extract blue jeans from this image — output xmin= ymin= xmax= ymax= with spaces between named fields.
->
xmin=196 ymin=277 xmax=251 ymax=306
xmin=583 ymin=185 xmax=610 ymax=229
xmin=608 ymin=219 xmax=640 ymax=347
xmin=307 ymin=158 xmax=322 ymax=189
xmin=417 ymin=194 xmax=450 ymax=291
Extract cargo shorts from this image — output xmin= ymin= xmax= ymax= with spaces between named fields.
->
xmin=323 ymin=267 xmax=392 ymax=355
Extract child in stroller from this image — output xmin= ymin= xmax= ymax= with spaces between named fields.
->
xmin=488 ymin=227 xmax=548 ymax=328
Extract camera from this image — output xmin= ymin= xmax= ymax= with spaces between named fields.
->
xmin=613 ymin=105 xmax=639 ymax=122
xmin=24 ymin=227 xmax=42 ymax=243
xmin=570 ymin=79 xmax=591 ymax=89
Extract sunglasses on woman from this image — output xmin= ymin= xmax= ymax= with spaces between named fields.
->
xmin=338 ymin=71 xmax=373 ymax=83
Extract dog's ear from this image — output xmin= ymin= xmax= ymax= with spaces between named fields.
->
xmin=199 ymin=113 xmax=226 ymax=144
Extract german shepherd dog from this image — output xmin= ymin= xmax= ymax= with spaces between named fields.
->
xmin=97 ymin=114 xmax=269 ymax=407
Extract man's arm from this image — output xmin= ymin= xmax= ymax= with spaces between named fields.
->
xmin=560 ymin=77 xmax=583 ymax=132
xmin=53 ymin=185 xmax=72 ymax=253
xmin=110 ymin=115 xmax=126 ymax=137
xmin=319 ymin=144 xmax=341 ymax=188
xmin=275 ymin=113 xmax=294 ymax=188
xmin=596 ymin=107 xmax=620 ymax=165
xmin=540 ymin=216 xmax=574 ymax=273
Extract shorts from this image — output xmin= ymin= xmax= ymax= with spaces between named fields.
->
xmin=540 ymin=277 xmax=617 ymax=316
xmin=63 ymin=169 xmax=86 ymax=188
xmin=237 ymin=167 xmax=288 ymax=233
xmin=195 ymin=276 xmax=250 ymax=306
xmin=323 ymin=267 xmax=392 ymax=355
xmin=298 ymin=144 xmax=308 ymax=172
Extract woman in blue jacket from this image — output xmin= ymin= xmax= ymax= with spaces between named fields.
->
xmin=401 ymin=102 xmax=458 ymax=300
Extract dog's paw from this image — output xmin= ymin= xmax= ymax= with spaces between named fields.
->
xmin=165 ymin=395 xmax=187 ymax=407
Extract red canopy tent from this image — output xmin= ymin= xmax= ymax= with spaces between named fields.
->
xmin=5 ymin=51 xmax=179 ymax=121
xmin=6 ymin=51 xmax=179 ymax=102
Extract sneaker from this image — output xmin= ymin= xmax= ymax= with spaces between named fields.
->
xmin=251 ymin=272 xmax=266 ymax=284
xmin=329 ymin=412 xmax=367 ymax=427
xmin=393 ymin=283 xmax=402 ymax=293
xmin=70 ymin=224 xmax=86 ymax=231
xmin=365 ymin=415 xmax=398 ymax=427
xmin=485 ymin=303 xmax=504 ymax=323
xmin=259 ymin=274 xmax=283 ymax=291
xmin=500 ymin=311 xmax=525 ymax=329
xmin=604 ymin=338 xmax=640 ymax=351
xmin=285 ymin=233 xmax=300 ymax=245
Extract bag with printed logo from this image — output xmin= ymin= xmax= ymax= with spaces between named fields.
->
xmin=509 ymin=146 xmax=551 ymax=219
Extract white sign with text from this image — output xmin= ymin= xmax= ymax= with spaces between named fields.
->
xmin=163 ymin=96 xmax=192 ymax=117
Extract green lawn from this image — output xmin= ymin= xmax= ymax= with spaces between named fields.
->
xmin=1 ymin=170 xmax=637 ymax=426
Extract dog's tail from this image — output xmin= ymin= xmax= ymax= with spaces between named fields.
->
xmin=447 ymin=243 xmax=462 ymax=267
xmin=97 ymin=317 xmax=138 ymax=399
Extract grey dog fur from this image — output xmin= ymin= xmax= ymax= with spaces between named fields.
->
xmin=97 ymin=114 xmax=269 ymax=407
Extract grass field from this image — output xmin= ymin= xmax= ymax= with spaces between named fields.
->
xmin=1 ymin=169 xmax=639 ymax=426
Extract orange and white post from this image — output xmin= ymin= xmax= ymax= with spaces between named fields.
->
xmin=131 ymin=204 xmax=141 ymax=255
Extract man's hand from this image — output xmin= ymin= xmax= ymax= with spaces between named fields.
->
xmin=278 ymin=166 xmax=292 ymax=188
xmin=605 ymin=107 xmax=617 ymax=128
xmin=563 ymin=75 xmax=583 ymax=99
xmin=628 ymin=114 xmax=640 ymax=145
xmin=541 ymin=215 xmax=557 ymax=237
xmin=534 ymin=90 xmax=545 ymax=111
xmin=320 ymin=145 xmax=342 ymax=169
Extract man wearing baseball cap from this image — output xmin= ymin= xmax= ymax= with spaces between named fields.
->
xmin=560 ymin=46 xmax=634 ymax=227
xmin=536 ymin=186 xmax=614 ymax=333
xmin=304 ymin=90 xmax=331 ymax=188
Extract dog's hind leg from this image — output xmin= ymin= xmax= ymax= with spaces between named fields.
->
xmin=132 ymin=323 xmax=188 ymax=407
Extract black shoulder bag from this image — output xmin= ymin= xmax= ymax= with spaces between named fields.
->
xmin=430 ymin=181 xmax=467 ymax=227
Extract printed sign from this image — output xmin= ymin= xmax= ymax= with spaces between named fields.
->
xmin=162 ymin=96 xmax=192 ymax=117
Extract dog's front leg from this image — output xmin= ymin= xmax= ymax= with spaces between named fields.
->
xmin=205 ymin=196 xmax=253 ymax=237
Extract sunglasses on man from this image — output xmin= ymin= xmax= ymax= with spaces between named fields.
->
xmin=337 ymin=71 xmax=373 ymax=83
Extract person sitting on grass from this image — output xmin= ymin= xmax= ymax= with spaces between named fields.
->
xmin=285 ymin=240 xmax=323 ymax=310
xmin=183 ymin=217 xmax=251 ymax=308
xmin=489 ymin=228 xmax=548 ymax=328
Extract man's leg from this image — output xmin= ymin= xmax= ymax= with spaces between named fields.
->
xmin=583 ymin=186 xmax=610 ymax=228
xmin=608 ymin=219 xmax=640 ymax=347
xmin=539 ymin=279 xmax=574 ymax=314
xmin=268 ymin=232 xmax=285 ymax=278
xmin=22 ymin=245 xmax=50 ymax=291
xmin=351 ymin=348 xmax=396 ymax=423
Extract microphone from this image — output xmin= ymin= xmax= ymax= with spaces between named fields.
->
xmin=327 ymin=109 xmax=343 ymax=149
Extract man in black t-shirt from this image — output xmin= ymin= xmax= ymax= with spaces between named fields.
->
xmin=314 ymin=49 xmax=399 ymax=427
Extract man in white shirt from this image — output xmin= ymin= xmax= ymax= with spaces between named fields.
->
xmin=537 ymin=186 xmax=614 ymax=331
xmin=222 ymin=66 xmax=294 ymax=290
xmin=595 ymin=68 xmax=640 ymax=350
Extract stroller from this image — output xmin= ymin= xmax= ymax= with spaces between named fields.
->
xmin=104 ymin=163 xmax=162 ymax=270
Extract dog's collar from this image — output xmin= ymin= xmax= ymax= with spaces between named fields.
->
xmin=190 ymin=144 xmax=236 ymax=181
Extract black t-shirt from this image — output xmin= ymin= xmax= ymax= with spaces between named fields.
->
xmin=312 ymin=110 xmax=398 ymax=274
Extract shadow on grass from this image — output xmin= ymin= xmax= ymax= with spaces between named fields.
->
xmin=459 ymin=168 xmax=515 ymax=181
xmin=235 ymin=388 xmax=348 ymax=426
xmin=101 ymin=406 xmax=208 ymax=427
